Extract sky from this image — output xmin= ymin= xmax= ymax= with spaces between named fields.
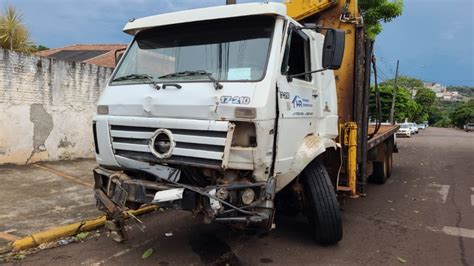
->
xmin=3 ymin=0 xmax=473 ymax=86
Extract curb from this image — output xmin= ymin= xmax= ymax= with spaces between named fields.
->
xmin=3 ymin=205 xmax=157 ymax=253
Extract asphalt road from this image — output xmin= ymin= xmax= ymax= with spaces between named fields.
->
xmin=12 ymin=127 xmax=474 ymax=265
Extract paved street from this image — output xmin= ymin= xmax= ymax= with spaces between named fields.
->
xmin=7 ymin=127 xmax=474 ymax=265
xmin=0 ymin=160 xmax=100 ymax=247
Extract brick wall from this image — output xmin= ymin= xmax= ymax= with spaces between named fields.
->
xmin=0 ymin=48 xmax=113 ymax=164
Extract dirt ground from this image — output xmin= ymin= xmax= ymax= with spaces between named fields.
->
xmin=1 ymin=127 xmax=473 ymax=265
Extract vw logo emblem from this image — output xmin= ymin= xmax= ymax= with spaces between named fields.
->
xmin=149 ymin=128 xmax=175 ymax=159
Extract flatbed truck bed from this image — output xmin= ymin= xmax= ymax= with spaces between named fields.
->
xmin=368 ymin=125 xmax=399 ymax=151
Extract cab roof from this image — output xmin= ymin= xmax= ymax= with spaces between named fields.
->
xmin=123 ymin=2 xmax=287 ymax=35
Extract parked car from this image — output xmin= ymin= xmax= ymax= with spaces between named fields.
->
xmin=464 ymin=123 xmax=474 ymax=132
xmin=410 ymin=123 xmax=419 ymax=134
xmin=417 ymin=124 xmax=427 ymax=130
xmin=397 ymin=123 xmax=412 ymax=137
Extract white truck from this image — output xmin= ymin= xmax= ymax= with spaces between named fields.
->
xmin=92 ymin=2 xmax=398 ymax=245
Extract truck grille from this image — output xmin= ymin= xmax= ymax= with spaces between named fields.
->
xmin=108 ymin=118 xmax=233 ymax=169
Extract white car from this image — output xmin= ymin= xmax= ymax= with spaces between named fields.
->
xmin=411 ymin=123 xmax=419 ymax=134
xmin=464 ymin=123 xmax=474 ymax=132
xmin=417 ymin=124 xmax=427 ymax=130
xmin=397 ymin=123 xmax=412 ymax=137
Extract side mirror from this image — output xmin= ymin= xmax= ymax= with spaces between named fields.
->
xmin=322 ymin=29 xmax=345 ymax=70
xmin=114 ymin=48 xmax=126 ymax=67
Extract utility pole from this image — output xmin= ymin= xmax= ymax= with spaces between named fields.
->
xmin=389 ymin=60 xmax=400 ymax=125
xmin=226 ymin=0 xmax=236 ymax=4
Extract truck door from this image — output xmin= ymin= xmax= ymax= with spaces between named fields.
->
xmin=274 ymin=25 xmax=318 ymax=175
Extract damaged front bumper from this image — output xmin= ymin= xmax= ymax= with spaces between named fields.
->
xmin=93 ymin=167 xmax=276 ymax=239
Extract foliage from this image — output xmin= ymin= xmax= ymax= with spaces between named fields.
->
xmin=380 ymin=76 xmax=424 ymax=92
xmin=449 ymin=100 xmax=474 ymax=128
xmin=446 ymin=86 xmax=474 ymax=98
xmin=371 ymin=75 xmax=472 ymax=128
xmin=413 ymin=88 xmax=436 ymax=123
xmin=29 ymin=44 xmax=49 ymax=52
xmin=0 ymin=6 xmax=34 ymax=52
xmin=432 ymin=113 xmax=451 ymax=127
xmin=359 ymin=0 xmax=403 ymax=39
xmin=369 ymin=85 xmax=418 ymax=123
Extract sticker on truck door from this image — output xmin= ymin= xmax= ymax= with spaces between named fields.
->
xmin=292 ymin=96 xmax=313 ymax=108
xmin=220 ymin=96 xmax=251 ymax=105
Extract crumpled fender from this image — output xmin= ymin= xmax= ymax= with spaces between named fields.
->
xmin=275 ymin=134 xmax=337 ymax=192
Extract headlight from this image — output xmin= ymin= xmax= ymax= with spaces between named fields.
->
xmin=241 ymin=188 xmax=255 ymax=205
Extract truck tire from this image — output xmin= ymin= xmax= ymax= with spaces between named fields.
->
xmin=370 ymin=142 xmax=391 ymax=184
xmin=387 ymin=151 xmax=393 ymax=178
xmin=302 ymin=160 xmax=342 ymax=245
xmin=371 ymin=160 xmax=388 ymax=184
xmin=386 ymin=142 xmax=393 ymax=178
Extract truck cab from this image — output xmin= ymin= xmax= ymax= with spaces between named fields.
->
xmin=93 ymin=3 xmax=345 ymax=244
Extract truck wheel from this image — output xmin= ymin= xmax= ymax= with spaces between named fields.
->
xmin=302 ymin=160 xmax=342 ymax=245
xmin=386 ymin=143 xmax=393 ymax=178
xmin=371 ymin=159 xmax=388 ymax=184
xmin=387 ymin=151 xmax=393 ymax=178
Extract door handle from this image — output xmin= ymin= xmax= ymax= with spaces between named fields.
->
xmin=162 ymin=83 xmax=182 ymax=89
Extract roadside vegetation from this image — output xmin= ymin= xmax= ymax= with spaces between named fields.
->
xmin=0 ymin=5 xmax=48 ymax=53
xmin=359 ymin=0 xmax=403 ymax=40
xmin=369 ymin=76 xmax=474 ymax=128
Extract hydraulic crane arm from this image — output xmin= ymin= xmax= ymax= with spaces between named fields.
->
xmin=285 ymin=0 xmax=369 ymax=195
xmin=285 ymin=0 xmax=338 ymax=21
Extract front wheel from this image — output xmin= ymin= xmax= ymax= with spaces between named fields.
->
xmin=301 ymin=160 xmax=343 ymax=245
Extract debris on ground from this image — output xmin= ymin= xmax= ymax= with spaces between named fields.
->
xmin=0 ymin=251 xmax=28 ymax=263
xmin=58 ymin=237 xmax=75 ymax=246
xmin=75 ymin=232 xmax=89 ymax=241
xmin=0 ymin=230 xmax=102 ymax=263
xmin=397 ymin=256 xmax=407 ymax=263
xmin=142 ymin=248 xmax=154 ymax=259
xmin=13 ymin=254 xmax=26 ymax=260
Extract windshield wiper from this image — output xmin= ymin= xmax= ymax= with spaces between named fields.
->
xmin=158 ymin=70 xmax=223 ymax=90
xmin=112 ymin=74 xmax=161 ymax=90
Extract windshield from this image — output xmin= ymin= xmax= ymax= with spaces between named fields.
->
xmin=111 ymin=16 xmax=275 ymax=85
xmin=401 ymin=124 xmax=410 ymax=128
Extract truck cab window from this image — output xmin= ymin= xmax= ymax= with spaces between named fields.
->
xmin=111 ymin=16 xmax=275 ymax=85
xmin=282 ymin=28 xmax=312 ymax=82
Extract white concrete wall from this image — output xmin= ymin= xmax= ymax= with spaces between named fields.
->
xmin=0 ymin=49 xmax=113 ymax=164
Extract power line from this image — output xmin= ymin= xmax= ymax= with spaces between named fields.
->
xmin=389 ymin=60 xmax=400 ymax=125
xmin=378 ymin=57 xmax=395 ymax=75
xmin=376 ymin=66 xmax=391 ymax=81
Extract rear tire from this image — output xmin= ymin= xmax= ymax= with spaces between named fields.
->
xmin=386 ymin=143 xmax=393 ymax=178
xmin=370 ymin=142 xmax=390 ymax=184
xmin=302 ymin=160 xmax=342 ymax=245
xmin=371 ymin=160 xmax=388 ymax=184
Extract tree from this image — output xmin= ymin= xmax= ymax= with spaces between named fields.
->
xmin=29 ymin=44 xmax=49 ymax=52
xmin=449 ymin=100 xmax=474 ymax=128
xmin=0 ymin=6 xmax=32 ymax=53
xmin=359 ymin=0 xmax=403 ymax=40
xmin=380 ymin=76 xmax=424 ymax=94
xmin=413 ymin=88 xmax=436 ymax=123
xmin=369 ymin=85 xmax=418 ymax=123
xmin=446 ymin=86 xmax=474 ymax=98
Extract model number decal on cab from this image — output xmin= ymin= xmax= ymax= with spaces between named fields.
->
xmin=220 ymin=96 xmax=251 ymax=105
xmin=279 ymin=91 xmax=290 ymax=99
